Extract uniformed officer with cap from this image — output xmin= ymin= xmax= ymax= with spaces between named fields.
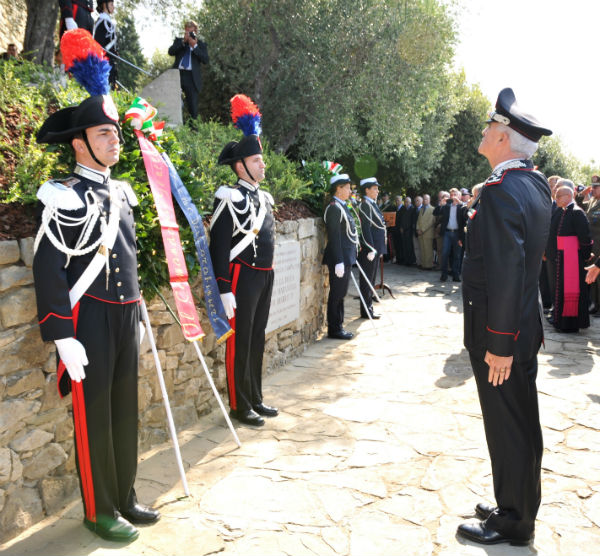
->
xmin=209 ymin=123 xmax=278 ymax=427
xmin=357 ymin=177 xmax=386 ymax=319
xmin=458 ymin=88 xmax=552 ymax=546
xmin=323 ymin=174 xmax=359 ymax=339
xmin=34 ymin=90 xmax=159 ymax=539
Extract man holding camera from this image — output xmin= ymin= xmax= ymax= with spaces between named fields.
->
xmin=168 ymin=20 xmax=209 ymax=121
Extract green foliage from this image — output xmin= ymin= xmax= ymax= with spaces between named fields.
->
xmin=197 ymin=0 xmax=457 ymax=168
xmin=424 ymin=78 xmax=491 ymax=195
xmin=534 ymin=136 xmax=584 ymax=183
xmin=297 ymin=161 xmax=332 ymax=213
xmin=116 ymin=9 xmax=149 ymax=92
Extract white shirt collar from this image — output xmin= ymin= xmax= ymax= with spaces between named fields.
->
xmin=237 ymin=178 xmax=258 ymax=191
xmin=74 ymin=163 xmax=110 ymax=184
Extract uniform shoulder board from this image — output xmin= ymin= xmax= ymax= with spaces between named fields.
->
xmin=215 ymin=185 xmax=244 ymax=203
xmin=116 ymin=180 xmax=139 ymax=207
xmin=261 ymin=190 xmax=275 ymax=205
xmin=37 ymin=179 xmax=85 ymax=211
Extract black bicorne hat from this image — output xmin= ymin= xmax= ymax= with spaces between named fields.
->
xmin=37 ymin=94 xmax=123 ymax=144
xmin=487 ymin=88 xmax=552 ymax=142
xmin=217 ymin=134 xmax=262 ymax=165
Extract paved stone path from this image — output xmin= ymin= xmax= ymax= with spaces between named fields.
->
xmin=2 ymin=264 xmax=600 ymax=555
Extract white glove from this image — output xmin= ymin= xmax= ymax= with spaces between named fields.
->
xmin=55 ymin=338 xmax=88 ymax=382
xmin=221 ymin=292 xmax=237 ymax=319
xmin=139 ymin=322 xmax=146 ymax=345
xmin=367 ymin=250 xmax=376 ymax=261
xmin=334 ymin=263 xmax=345 ymax=278
xmin=64 ymin=17 xmax=77 ymax=30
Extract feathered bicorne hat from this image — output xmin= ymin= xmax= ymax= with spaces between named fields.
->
xmin=36 ymin=29 xmax=123 ymax=145
xmin=218 ymin=94 xmax=263 ymax=166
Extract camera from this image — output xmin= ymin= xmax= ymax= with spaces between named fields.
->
xmin=188 ymin=31 xmax=196 ymax=40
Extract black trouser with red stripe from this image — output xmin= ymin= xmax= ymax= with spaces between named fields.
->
xmin=70 ymin=296 xmax=140 ymax=521
xmin=469 ymin=350 xmax=543 ymax=540
xmin=226 ymin=263 xmax=274 ymax=412
xmin=327 ymin=264 xmax=351 ymax=334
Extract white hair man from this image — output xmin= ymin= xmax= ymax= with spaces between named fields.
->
xmin=458 ymin=88 xmax=552 ymax=546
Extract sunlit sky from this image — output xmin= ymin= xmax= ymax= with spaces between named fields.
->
xmin=137 ymin=0 xmax=599 ymax=165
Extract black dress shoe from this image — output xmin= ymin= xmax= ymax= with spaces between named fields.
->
xmin=84 ymin=515 xmax=139 ymax=542
xmin=589 ymin=302 xmax=598 ymax=314
xmin=474 ymin=502 xmax=496 ymax=520
xmin=452 ymin=276 xmax=461 ymax=282
xmin=440 ymin=275 xmax=448 ymax=282
xmin=230 ymin=408 xmax=265 ymax=426
xmin=121 ymin=503 xmax=160 ymax=524
xmin=457 ymin=521 xmax=531 ymax=546
xmin=328 ymin=330 xmax=354 ymax=340
xmin=360 ymin=312 xmax=381 ymax=319
xmin=253 ymin=403 xmax=279 ymax=417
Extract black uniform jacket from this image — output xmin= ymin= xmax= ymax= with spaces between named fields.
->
xmin=462 ymin=160 xmax=552 ymax=360
xmin=323 ymin=199 xmax=358 ymax=266
xmin=359 ymin=198 xmax=387 ymax=255
xmin=33 ymin=169 xmax=140 ymax=342
xmin=209 ymin=180 xmax=275 ymax=295
xmin=168 ymin=37 xmax=209 ymax=92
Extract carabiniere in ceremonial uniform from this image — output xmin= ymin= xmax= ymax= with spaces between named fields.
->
xmin=33 ymin=76 xmax=158 ymax=540
xmin=209 ymin=111 xmax=278 ymax=427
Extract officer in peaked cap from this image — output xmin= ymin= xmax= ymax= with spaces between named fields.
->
xmin=357 ymin=177 xmax=386 ymax=319
xmin=34 ymin=90 xmax=159 ymax=540
xmin=322 ymin=174 xmax=359 ymax=339
xmin=458 ymin=88 xmax=552 ymax=546
xmin=209 ymin=129 xmax=279 ymax=427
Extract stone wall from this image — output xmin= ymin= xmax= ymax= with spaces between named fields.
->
xmin=0 ymin=217 xmax=327 ymax=542
xmin=0 ymin=0 xmax=27 ymax=53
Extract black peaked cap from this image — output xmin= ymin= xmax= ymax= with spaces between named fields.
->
xmin=488 ymin=88 xmax=552 ymax=142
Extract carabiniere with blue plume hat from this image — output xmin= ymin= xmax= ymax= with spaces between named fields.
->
xmin=218 ymin=94 xmax=263 ymax=182
xmin=36 ymin=28 xmax=124 ymax=167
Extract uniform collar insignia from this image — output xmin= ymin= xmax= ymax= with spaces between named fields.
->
xmin=487 ymin=159 xmax=527 ymax=184
xmin=74 ymin=163 xmax=110 ymax=184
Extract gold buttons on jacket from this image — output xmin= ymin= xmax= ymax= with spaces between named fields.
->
xmin=117 ymin=282 xmax=122 ymax=287
xmin=119 ymin=295 xmax=124 ymax=300
xmin=115 ymin=268 xmax=120 ymax=273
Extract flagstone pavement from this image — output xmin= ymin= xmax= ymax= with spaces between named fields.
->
xmin=2 ymin=263 xmax=600 ymax=556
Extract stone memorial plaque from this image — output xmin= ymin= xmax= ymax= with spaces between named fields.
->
xmin=266 ymin=241 xmax=301 ymax=333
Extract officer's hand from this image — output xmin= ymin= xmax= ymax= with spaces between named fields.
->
xmin=220 ymin=292 xmax=237 ymax=319
xmin=55 ymin=338 xmax=88 ymax=382
xmin=139 ymin=322 xmax=146 ymax=345
xmin=334 ymin=263 xmax=345 ymax=278
xmin=65 ymin=17 xmax=78 ymax=30
xmin=367 ymin=251 xmax=376 ymax=262
xmin=484 ymin=351 xmax=513 ymax=387
xmin=585 ymin=263 xmax=600 ymax=284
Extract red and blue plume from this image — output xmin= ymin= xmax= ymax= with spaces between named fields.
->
xmin=230 ymin=94 xmax=262 ymax=137
xmin=60 ymin=29 xmax=111 ymax=96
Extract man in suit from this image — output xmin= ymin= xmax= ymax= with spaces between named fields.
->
xmin=168 ymin=20 xmax=209 ymax=121
xmin=396 ymin=196 xmax=416 ymax=265
xmin=438 ymin=187 xmax=465 ymax=281
xmin=357 ymin=177 xmax=387 ymax=319
xmin=323 ymin=174 xmax=359 ymax=339
xmin=458 ymin=87 xmax=552 ymax=546
xmin=416 ymin=193 xmax=435 ymax=270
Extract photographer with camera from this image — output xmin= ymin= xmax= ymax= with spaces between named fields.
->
xmin=168 ymin=20 xmax=209 ymax=123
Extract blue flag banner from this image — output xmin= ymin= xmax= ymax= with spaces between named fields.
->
xmin=161 ymin=153 xmax=233 ymax=344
